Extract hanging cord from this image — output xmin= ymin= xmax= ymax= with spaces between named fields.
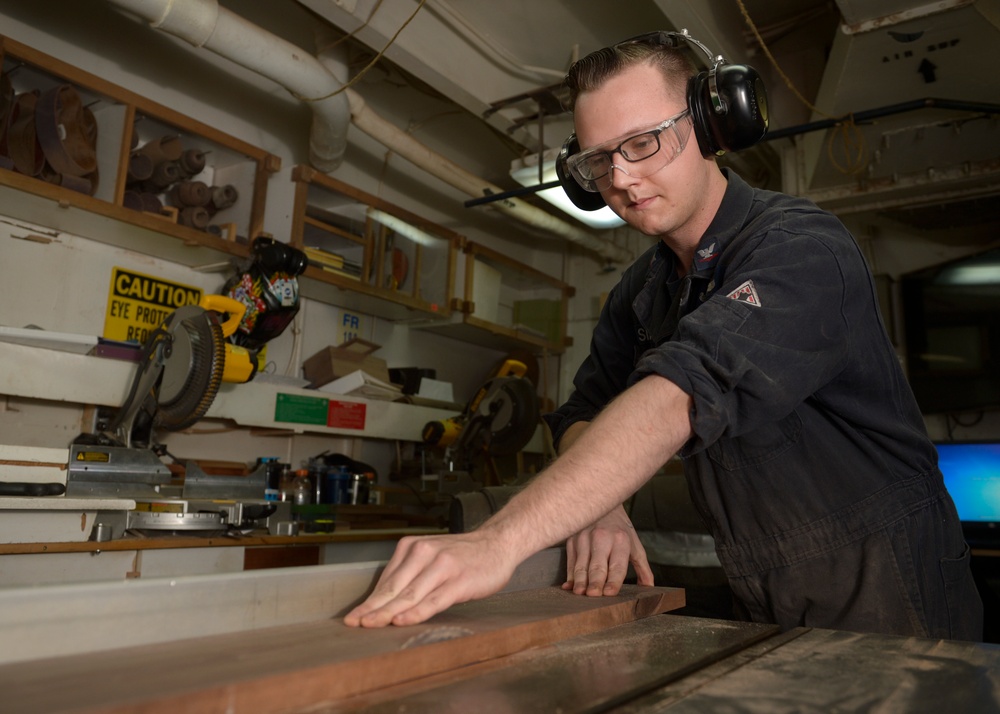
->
xmin=322 ymin=0 xmax=386 ymax=51
xmin=735 ymin=0 xmax=868 ymax=175
xmin=295 ymin=0 xmax=427 ymax=102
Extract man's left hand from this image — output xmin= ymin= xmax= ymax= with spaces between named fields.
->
xmin=563 ymin=504 xmax=654 ymax=596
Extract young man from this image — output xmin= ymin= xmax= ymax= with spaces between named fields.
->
xmin=345 ymin=34 xmax=983 ymax=641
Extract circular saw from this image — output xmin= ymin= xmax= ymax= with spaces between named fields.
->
xmin=422 ymin=359 xmax=539 ymax=464
xmin=110 ymin=295 xmax=255 ymax=448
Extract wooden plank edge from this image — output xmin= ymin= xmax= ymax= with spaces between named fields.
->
xmin=80 ymin=586 xmax=684 ymax=714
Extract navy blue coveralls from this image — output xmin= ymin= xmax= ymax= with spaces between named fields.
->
xmin=544 ymin=170 xmax=983 ymax=640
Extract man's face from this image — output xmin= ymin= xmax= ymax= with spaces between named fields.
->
xmin=573 ymin=62 xmax=714 ymax=243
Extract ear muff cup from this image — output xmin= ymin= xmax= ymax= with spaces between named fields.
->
xmin=688 ymin=63 xmax=768 ymax=156
xmin=556 ymin=134 xmax=609 ymax=212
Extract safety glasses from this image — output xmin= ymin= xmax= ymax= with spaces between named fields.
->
xmin=565 ymin=109 xmax=693 ymax=192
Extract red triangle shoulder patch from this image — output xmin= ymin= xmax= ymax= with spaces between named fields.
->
xmin=725 ymin=279 xmax=761 ymax=307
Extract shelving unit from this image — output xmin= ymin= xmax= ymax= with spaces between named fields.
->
xmin=0 ymin=38 xmax=558 ymax=451
xmin=290 ymin=166 xmax=459 ymax=323
xmin=0 ymin=36 xmax=280 ymax=267
xmin=419 ymin=240 xmax=575 ymax=354
xmin=0 ymin=339 xmax=449 ymax=441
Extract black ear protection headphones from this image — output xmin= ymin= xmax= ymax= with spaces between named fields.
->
xmin=556 ymin=29 xmax=769 ymax=212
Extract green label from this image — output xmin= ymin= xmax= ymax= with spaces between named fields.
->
xmin=274 ymin=393 xmax=328 ymax=425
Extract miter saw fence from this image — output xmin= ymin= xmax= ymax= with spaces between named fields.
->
xmin=422 ymin=360 xmax=539 ymax=470
xmin=223 ymin=236 xmax=307 ymax=354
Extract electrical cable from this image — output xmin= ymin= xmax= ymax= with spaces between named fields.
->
xmin=295 ymin=0 xmax=428 ymax=103
xmin=734 ymin=0 xmax=868 ymax=175
xmin=321 ymin=0 xmax=386 ymax=52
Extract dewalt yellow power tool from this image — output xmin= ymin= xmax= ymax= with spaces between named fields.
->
xmin=109 ymin=294 xmax=256 ymax=448
xmin=422 ymin=358 xmax=538 ymax=460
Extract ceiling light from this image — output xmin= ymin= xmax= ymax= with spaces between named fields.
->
xmin=510 ymin=152 xmax=626 ymax=230
xmin=366 ymin=208 xmax=440 ymax=246
xmin=936 ymin=264 xmax=1000 ymax=285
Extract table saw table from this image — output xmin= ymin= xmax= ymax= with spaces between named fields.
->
xmin=1 ymin=551 xmax=997 ymax=713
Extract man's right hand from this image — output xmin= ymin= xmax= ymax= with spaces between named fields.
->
xmin=564 ymin=504 xmax=654 ymax=596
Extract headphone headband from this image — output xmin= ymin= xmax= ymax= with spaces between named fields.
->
xmin=617 ymin=29 xmax=722 ymax=68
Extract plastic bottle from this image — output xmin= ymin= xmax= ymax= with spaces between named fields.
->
xmin=292 ymin=469 xmax=313 ymax=506
xmin=258 ymin=456 xmax=281 ymax=502
xmin=278 ymin=465 xmax=295 ymax=503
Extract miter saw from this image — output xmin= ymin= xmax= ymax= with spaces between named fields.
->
xmin=67 ymin=295 xmax=277 ymax=534
xmin=108 ymin=294 xmax=256 ymax=450
xmin=421 ymin=359 xmax=539 ymax=476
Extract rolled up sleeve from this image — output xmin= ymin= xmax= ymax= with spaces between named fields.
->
xmin=629 ymin=230 xmax=852 ymax=454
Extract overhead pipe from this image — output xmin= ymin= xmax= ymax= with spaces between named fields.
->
xmin=342 ymin=87 xmax=632 ymax=262
xmin=106 ymin=0 xmax=632 ymax=264
xmin=108 ymin=0 xmax=349 ymax=172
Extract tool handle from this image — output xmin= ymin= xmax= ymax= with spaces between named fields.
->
xmin=199 ymin=294 xmax=246 ymax=338
xmin=0 ymin=482 xmax=66 ymax=497
xmin=496 ymin=359 xmax=527 ymax=378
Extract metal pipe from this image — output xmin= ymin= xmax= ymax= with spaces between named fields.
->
xmin=344 ymin=89 xmax=632 ymax=262
xmin=108 ymin=0 xmax=350 ymax=172
xmin=763 ymin=97 xmax=1000 ymax=141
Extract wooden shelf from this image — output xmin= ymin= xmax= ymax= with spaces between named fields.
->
xmin=291 ymin=165 xmax=459 ymax=323
xmin=0 ymin=169 xmax=246 ymax=267
xmin=419 ymin=240 xmax=575 ymax=355
xmin=0 ymin=339 xmax=460 ymax=441
xmin=0 ymin=35 xmax=281 ymax=266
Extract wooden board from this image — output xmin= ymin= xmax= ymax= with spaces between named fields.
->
xmin=0 ymin=585 xmax=684 ymax=714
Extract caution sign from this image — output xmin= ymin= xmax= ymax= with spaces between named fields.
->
xmin=104 ymin=267 xmax=203 ymax=343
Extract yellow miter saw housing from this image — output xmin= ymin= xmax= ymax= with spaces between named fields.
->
xmin=108 ymin=294 xmax=255 ymax=449
xmin=421 ymin=358 xmax=538 ymax=468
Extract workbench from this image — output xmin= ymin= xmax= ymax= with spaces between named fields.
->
xmin=0 ymin=526 xmax=443 ymax=587
xmin=1 ymin=550 xmax=997 ymax=713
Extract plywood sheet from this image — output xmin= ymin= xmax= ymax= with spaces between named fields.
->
xmin=0 ymin=584 xmax=684 ymax=714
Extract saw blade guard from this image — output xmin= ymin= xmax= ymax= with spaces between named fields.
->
xmin=110 ymin=294 xmax=254 ymax=446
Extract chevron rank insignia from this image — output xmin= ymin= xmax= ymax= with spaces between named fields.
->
xmin=725 ymin=279 xmax=761 ymax=307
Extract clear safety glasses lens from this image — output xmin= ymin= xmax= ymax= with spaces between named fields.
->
xmin=568 ymin=110 xmax=692 ymax=192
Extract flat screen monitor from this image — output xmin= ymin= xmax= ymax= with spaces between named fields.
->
xmin=936 ymin=441 xmax=1000 ymax=546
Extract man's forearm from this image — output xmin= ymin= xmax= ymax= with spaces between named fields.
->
xmin=480 ymin=375 xmax=693 ymax=564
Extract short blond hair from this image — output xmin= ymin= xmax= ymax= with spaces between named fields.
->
xmin=565 ymin=40 xmax=696 ymax=110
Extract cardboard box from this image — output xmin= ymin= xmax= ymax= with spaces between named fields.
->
xmin=303 ymin=338 xmax=390 ymax=387
xmin=319 ymin=370 xmax=402 ymax=401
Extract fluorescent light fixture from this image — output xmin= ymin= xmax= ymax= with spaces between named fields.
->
xmin=935 ymin=256 xmax=1000 ymax=286
xmin=510 ymin=153 xmax=626 ymax=230
xmin=366 ymin=207 xmax=439 ymax=247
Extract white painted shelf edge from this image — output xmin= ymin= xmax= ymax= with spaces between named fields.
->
xmin=0 ymin=340 xmax=543 ymax=447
